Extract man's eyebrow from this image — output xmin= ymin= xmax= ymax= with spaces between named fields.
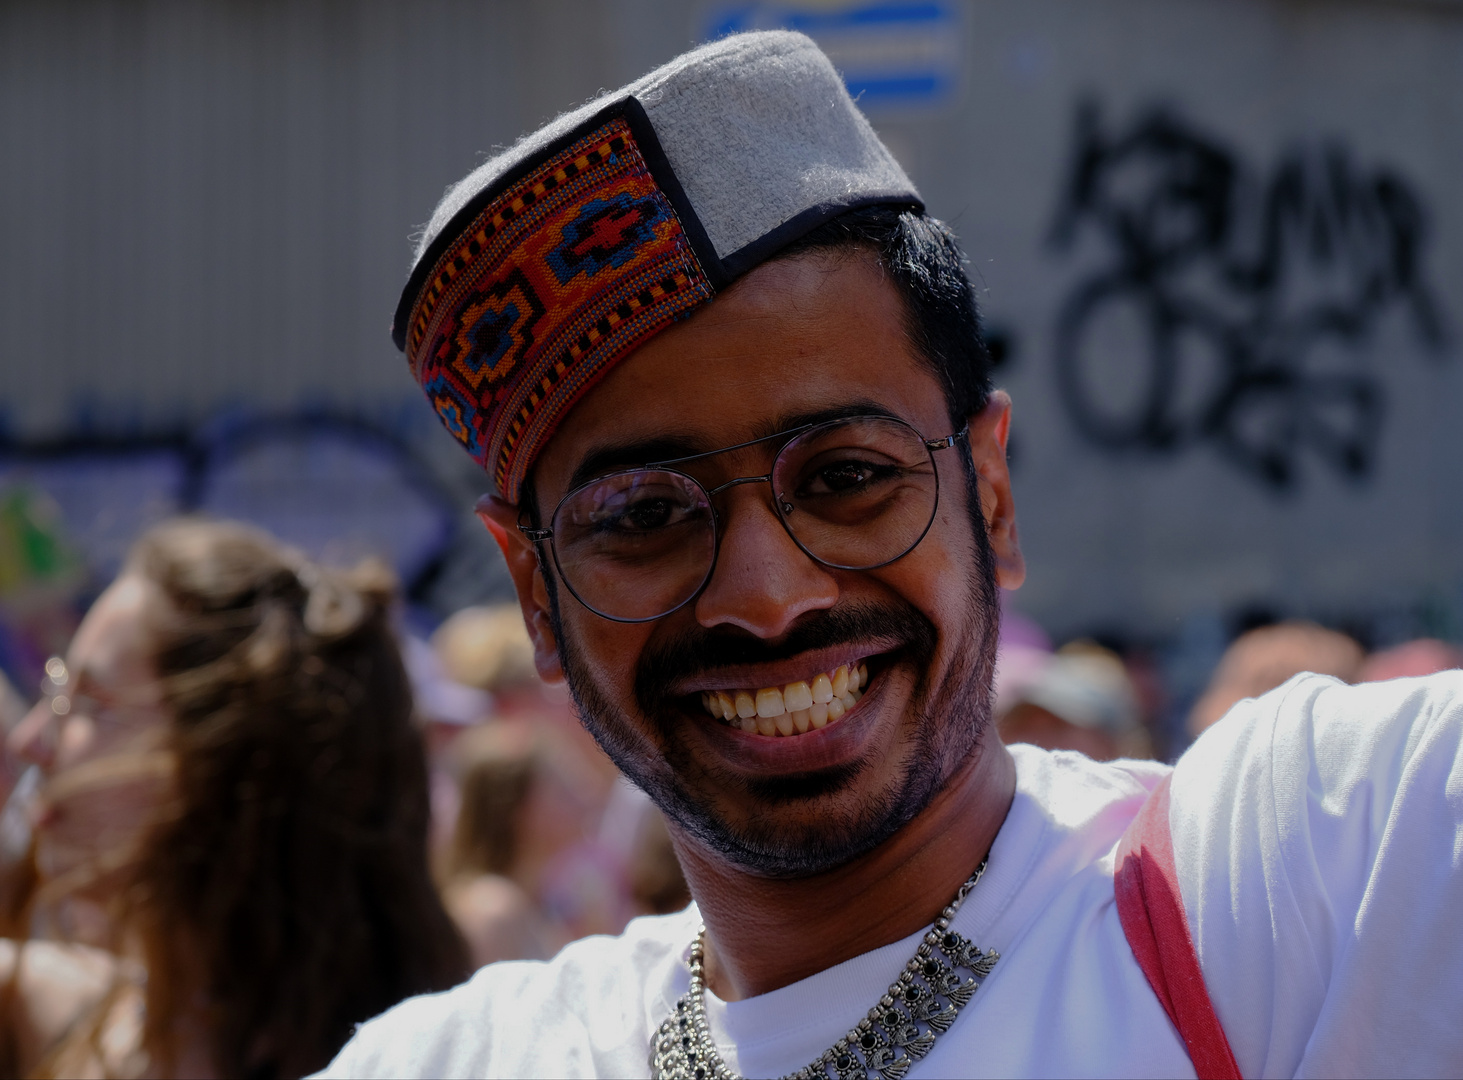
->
xmin=565 ymin=400 xmax=895 ymax=490
xmin=746 ymin=400 xmax=891 ymax=442
xmin=567 ymin=437 xmax=708 ymax=490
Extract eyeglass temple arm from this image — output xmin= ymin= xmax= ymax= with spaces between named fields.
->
xmin=925 ymin=426 xmax=969 ymax=452
xmin=512 ymin=503 xmax=554 ymax=541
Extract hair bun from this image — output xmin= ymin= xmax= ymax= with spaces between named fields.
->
xmin=295 ymin=558 xmax=395 ymax=639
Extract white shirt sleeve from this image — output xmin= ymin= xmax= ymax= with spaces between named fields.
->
xmin=1168 ymin=671 xmax=1463 ymax=1079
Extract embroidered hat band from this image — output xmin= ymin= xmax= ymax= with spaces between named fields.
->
xmin=396 ymin=31 xmax=922 ymax=502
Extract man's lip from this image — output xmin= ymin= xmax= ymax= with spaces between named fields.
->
xmin=670 ymin=640 xmax=902 ymax=696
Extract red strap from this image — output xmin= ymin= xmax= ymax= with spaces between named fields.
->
xmin=1115 ymin=774 xmax=1242 ymax=1080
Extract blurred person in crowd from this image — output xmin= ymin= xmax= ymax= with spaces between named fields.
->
xmin=1361 ymin=638 xmax=1463 ymax=682
xmin=0 ymin=671 xmax=36 ymax=940
xmin=441 ymin=712 xmax=690 ymax=968
xmin=403 ymin=631 xmax=493 ymax=749
xmin=988 ymin=593 xmax=1051 ymax=714
xmin=998 ymin=641 xmax=1152 ymax=761
xmin=432 ymin=603 xmax=541 ymax=703
xmin=1188 ymin=620 xmax=1364 ymax=737
xmin=0 ymin=519 xmax=467 ymax=1077
xmin=593 ymin=775 xmax=692 ymax=922
xmin=0 ymin=673 xmax=24 ymax=736
xmin=443 ymin=713 xmax=652 ymax=953
xmin=324 ymin=32 xmax=1463 ymax=1079
xmin=399 ymin=633 xmax=493 ymax=870
xmin=431 ymin=603 xmax=618 ymax=801
xmin=432 ymin=604 xmax=633 ymax=941
xmin=433 ymin=605 xmax=619 ymax=786
xmin=623 ymin=803 xmax=690 ymax=918
xmin=439 ymin=723 xmax=562 ymax=967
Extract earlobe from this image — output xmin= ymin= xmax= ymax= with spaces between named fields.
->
xmin=965 ymin=391 xmax=1026 ymax=590
xmin=474 ymin=494 xmax=565 ymax=683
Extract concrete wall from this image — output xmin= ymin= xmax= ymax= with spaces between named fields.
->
xmin=2 ymin=0 xmax=1460 ymax=641
xmin=861 ymin=0 xmax=1463 ymax=642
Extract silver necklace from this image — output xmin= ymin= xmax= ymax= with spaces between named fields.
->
xmin=650 ymin=859 xmax=998 ymax=1080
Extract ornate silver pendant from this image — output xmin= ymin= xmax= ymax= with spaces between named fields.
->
xmin=650 ymin=863 xmax=998 ymax=1080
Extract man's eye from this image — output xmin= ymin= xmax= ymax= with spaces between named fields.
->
xmin=624 ymin=499 xmax=674 ymax=529
xmin=599 ymin=497 xmax=690 ymax=533
xmin=799 ymin=459 xmax=894 ymax=496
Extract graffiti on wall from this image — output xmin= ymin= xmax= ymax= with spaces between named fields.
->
xmin=1049 ymin=101 xmax=1448 ymax=489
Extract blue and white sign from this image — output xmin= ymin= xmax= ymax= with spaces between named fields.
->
xmin=706 ymin=2 xmax=963 ymax=110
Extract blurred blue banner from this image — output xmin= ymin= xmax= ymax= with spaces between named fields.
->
xmin=706 ymin=2 xmax=962 ymax=109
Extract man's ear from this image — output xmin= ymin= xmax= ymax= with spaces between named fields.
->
xmin=965 ymin=390 xmax=1025 ymax=590
xmin=475 ymin=493 xmax=565 ymax=683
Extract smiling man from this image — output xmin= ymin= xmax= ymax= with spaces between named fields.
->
xmin=322 ymin=31 xmax=1463 ymax=1080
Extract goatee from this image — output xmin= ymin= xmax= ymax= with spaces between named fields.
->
xmin=557 ymin=591 xmax=998 ymax=878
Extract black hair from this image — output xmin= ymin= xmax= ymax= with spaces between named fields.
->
xmin=773 ymin=205 xmax=994 ymax=428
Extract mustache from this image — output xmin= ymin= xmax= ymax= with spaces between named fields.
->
xmin=634 ymin=599 xmax=938 ymax=712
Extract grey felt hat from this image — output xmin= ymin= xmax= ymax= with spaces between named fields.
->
xmin=395 ymin=30 xmax=922 ymax=499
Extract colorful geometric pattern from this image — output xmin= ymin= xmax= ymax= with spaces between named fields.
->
xmin=406 ymin=115 xmax=714 ymax=501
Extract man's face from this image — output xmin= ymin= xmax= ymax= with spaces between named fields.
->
xmin=508 ymin=251 xmax=1019 ymax=877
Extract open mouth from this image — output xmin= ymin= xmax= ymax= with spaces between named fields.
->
xmin=698 ymin=661 xmax=872 ymax=737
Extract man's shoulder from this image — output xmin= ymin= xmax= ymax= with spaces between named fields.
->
xmin=1174 ymin=667 xmax=1463 ymax=802
xmin=1009 ymin=740 xmax=1170 ymax=825
xmin=1168 ymin=668 xmax=1463 ymax=898
xmin=315 ymin=906 xmax=699 ymax=1079
xmin=1001 ymin=743 xmax=1170 ymax=883
xmin=1167 ymin=669 xmax=1463 ymax=1078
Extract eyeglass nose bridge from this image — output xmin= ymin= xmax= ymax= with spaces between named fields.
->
xmin=702 ymin=468 xmax=808 ymax=534
xmin=703 ymin=472 xmax=773 ymax=499
xmin=689 ymin=470 xmax=823 ymax=618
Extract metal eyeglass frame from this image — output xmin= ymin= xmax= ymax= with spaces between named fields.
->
xmin=518 ymin=413 xmax=970 ymax=623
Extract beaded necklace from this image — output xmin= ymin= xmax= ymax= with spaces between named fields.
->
xmin=650 ymin=860 xmax=998 ymax=1080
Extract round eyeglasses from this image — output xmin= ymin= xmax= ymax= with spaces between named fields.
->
xmin=519 ymin=414 xmax=968 ymax=623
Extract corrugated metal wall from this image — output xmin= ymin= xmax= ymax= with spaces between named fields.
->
xmin=0 ymin=0 xmax=697 ymax=436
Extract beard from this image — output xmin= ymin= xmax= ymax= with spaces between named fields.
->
xmin=549 ymin=467 xmax=1001 ymax=878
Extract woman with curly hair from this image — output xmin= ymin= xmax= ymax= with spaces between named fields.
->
xmin=1 ymin=519 xmax=468 ymax=1077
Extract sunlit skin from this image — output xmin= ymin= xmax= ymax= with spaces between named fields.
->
xmin=5 ymin=578 xmax=221 ymax=1075
xmin=8 ymin=575 xmax=173 ymax=902
xmin=481 ymin=252 xmax=1025 ymax=1001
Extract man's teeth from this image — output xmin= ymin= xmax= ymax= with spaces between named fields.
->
xmin=700 ymin=663 xmax=870 ymax=735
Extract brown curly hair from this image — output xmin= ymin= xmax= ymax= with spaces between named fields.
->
xmin=91 ymin=519 xmax=466 ymax=1077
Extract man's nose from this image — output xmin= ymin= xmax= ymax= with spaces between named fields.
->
xmin=694 ymin=484 xmax=838 ymax=637
xmin=8 ymin=700 xmax=56 ymax=771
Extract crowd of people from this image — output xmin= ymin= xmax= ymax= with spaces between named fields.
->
xmin=0 ymin=516 xmax=693 ymax=1077
xmin=0 ymin=511 xmax=1453 ymax=1075
xmin=0 ymin=509 xmax=1454 ymax=1076
xmin=992 ymin=603 xmax=1463 ymax=764
xmin=0 ymin=488 xmax=1447 ymax=1072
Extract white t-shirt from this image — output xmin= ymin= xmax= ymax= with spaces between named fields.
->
xmin=319 ymin=671 xmax=1463 ymax=1078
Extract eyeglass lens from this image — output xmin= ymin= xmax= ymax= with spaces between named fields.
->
xmin=548 ymin=416 xmax=941 ymax=622
xmin=551 ymin=472 xmax=717 ymax=622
